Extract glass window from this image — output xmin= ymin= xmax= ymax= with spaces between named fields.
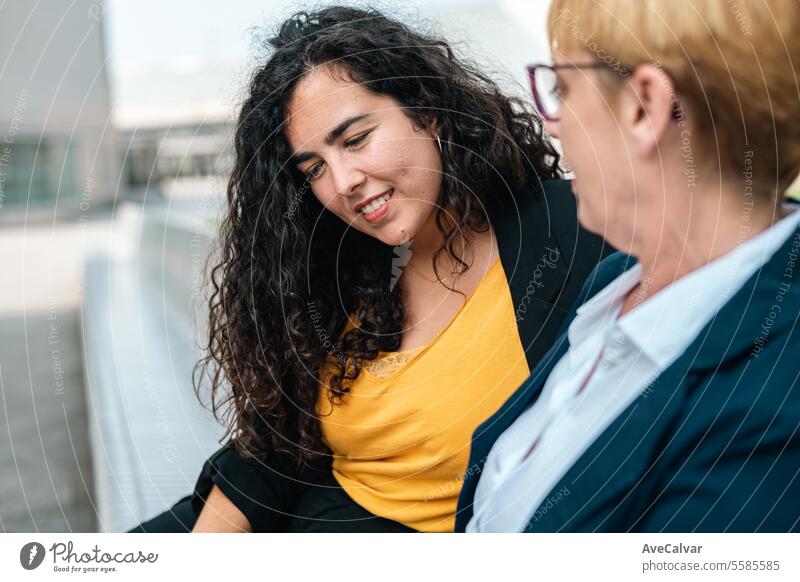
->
xmin=0 ymin=138 xmax=79 ymax=206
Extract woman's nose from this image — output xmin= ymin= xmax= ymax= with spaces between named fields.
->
xmin=331 ymin=162 xmax=367 ymax=197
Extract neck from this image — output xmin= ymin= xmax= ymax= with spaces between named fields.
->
xmin=407 ymin=208 xmax=444 ymax=266
xmin=405 ymin=207 xmax=491 ymax=282
xmin=622 ymin=183 xmax=785 ymax=309
xmin=408 ymin=208 xmax=466 ymax=271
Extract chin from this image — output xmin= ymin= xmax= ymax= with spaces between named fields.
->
xmin=377 ymin=229 xmax=412 ymax=247
xmin=367 ymin=214 xmax=417 ymax=246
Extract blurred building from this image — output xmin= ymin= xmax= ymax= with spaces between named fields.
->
xmin=0 ymin=0 xmax=118 ymax=222
xmin=119 ymin=120 xmax=233 ymax=198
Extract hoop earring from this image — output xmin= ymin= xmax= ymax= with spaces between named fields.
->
xmin=436 ymin=134 xmax=443 ymax=153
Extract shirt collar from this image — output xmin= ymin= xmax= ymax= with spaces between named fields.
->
xmin=617 ymin=206 xmax=800 ymax=370
xmin=567 ymin=263 xmax=642 ymax=348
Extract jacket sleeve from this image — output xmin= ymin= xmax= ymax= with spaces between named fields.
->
xmin=190 ymin=439 xmax=328 ymax=532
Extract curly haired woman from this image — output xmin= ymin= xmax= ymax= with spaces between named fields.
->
xmin=131 ymin=5 xmax=607 ymax=533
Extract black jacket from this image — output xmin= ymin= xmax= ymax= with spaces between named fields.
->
xmin=190 ymin=179 xmax=610 ymax=531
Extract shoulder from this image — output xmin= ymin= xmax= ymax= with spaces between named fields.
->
xmin=680 ymin=335 xmax=800 ymax=436
xmin=492 ymin=177 xmax=611 ymax=263
xmin=519 ymin=179 xmax=575 ymax=226
xmin=489 ymin=178 xmax=573 ymax=229
xmin=532 ymin=179 xmax=614 ymax=269
xmin=490 ymin=176 xmax=617 ymax=309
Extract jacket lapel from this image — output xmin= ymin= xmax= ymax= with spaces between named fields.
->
xmin=525 ymin=359 xmax=694 ymax=531
xmin=527 ymin=224 xmax=800 ymax=531
xmin=455 ymin=251 xmax=635 ymax=531
xmin=493 ymin=179 xmax=572 ymax=370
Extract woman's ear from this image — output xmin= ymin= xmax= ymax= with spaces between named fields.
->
xmin=620 ymin=64 xmax=677 ymax=157
xmin=424 ymin=115 xmax=439 ymax=136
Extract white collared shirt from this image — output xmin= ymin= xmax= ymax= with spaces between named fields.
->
xmin=467 ymin=206 xmax=800 ymax=532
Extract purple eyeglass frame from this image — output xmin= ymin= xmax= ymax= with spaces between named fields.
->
xmin=526 ymin=63 xmax=683 ymax=122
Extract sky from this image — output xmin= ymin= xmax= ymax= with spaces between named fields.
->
xmin=106 ymin=0 xmax=500 ymax=72
xmin=105 ymin=0 xmax=553 ymax=127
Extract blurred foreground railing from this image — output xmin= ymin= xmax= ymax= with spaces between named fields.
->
xmin=82 ymin=199 xmax=226 ymax=532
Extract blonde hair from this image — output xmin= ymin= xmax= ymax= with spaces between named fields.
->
xmin=548 ymin=0 xmax=800 ymax=198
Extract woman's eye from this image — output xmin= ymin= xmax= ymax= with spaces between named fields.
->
xmin=343 ymin=130 xmax=372 ymax=150
xmin=305 ymin=162 xmax=325 ymax=181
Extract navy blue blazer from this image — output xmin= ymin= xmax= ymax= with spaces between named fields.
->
xmin=456 ymin=228 xmax=800 ymax=532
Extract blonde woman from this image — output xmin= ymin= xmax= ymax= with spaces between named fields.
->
xmin=457 ymin=0 xmax=800 ymax=532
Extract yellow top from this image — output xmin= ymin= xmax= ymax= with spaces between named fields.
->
xmin=316 ymin=258 xmax=531 ymax=532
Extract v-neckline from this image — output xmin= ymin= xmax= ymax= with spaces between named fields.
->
xmin=363 ymin=257 xmax=502 ymax=381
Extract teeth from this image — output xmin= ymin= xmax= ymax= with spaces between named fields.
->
xmin=361 ymin=190 xmax=392 ymax=214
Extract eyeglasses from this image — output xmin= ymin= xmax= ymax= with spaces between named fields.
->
xmin=527 ymin=62 xmax=683 ymax=123
xmin=527 ymin=62 xmax=617 ymax=122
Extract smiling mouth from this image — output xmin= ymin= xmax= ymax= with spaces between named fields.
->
xmin=356 ymin=188 xmax=394 ymax=215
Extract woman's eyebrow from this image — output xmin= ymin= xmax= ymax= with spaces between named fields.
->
xmin=324 ymin=113 xmax=371 ymax=145
xmin=290 ymin=113 xmax=372 ymax=165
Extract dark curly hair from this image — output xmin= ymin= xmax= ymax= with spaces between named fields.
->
xmin=195 ymin=5 xmax=561 ymax=467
